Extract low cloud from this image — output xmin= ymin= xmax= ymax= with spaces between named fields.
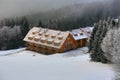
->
xmin=0 ymin=0 xmax=110 ymax=19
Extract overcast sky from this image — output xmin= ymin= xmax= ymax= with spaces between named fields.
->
xmin=0 ymin=0 xmax=109 ymax=18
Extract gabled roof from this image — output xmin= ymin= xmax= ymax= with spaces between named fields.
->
xmin=70 ymin=27 xmax=93 ymax=40
xmin=23 ymin=27 xmax=70 ymax=49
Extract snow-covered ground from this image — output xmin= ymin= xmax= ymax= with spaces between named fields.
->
xmin=0 ymin=47 xmax=114 ymax=80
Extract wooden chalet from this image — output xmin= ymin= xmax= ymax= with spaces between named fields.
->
xmin=23 ymin=27 xmax=77 ymax=54
xmin=70 ymin=27 xmax=93 ymax=48
xmin=23 ymin=27 xmax=93 ymax=54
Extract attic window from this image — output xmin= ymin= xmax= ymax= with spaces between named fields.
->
xmin=51 ymin=34 xmax=56 ymax=38
xmin=45 ymin=33 xmax=49 ymax=37
xmin=34 ymin=36 xmax=40 ymax=41
xmin=32 ymin=30 xmax=37 ymax=34
xmin=39 ymin=32 xmax=43 ymax=36
xmin=87 ymin=31 xmax=91 ymax=34
xmin=41 ymin=37 xmax=47 ymax=43
xmin=28 ymin=35 xmax=34 ymax=40
xmin=80 ymin=32 xmax=83 ymax=35
xmin=58 ymin=35 xmax=63 ymax=40
xmin=47 ymin=39 xmax=53 ymax=44
xmin=54 ymin=40 xmax=61 ymax=46
xmin=74 ymin=33 xmax=78 ymax=36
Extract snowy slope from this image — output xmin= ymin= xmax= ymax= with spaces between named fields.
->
xmin=0 ymin=47 xmax=114 ymax=80
xmin=0 ymin=48 xmax=25 ymax=56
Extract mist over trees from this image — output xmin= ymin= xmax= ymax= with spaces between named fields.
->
xmin=101 ymin=29 xmax=116 ymax=62
xmin=88 ymin=19 xmax=109 ymax=63
xmin=88 ymin=0 xmax=120 ymax=63
xmin=112 ymin=0 xmax=120 ymax=17
xmin=88 ymin=17 xmax=119 ymax=63
xmin=0 ymin=26 xmax=21 ymax=50
xmin=101 ymin=19 xmax=120 ymax=63
xmin=0 ymin=0 xmax=120 ymax=50
xmin=25 ymin=0 xmax=120 ymax=30
xmin=0 ymin=17 xmax=30 ymax=50
xmin=101 ymin=25 xmax=120 ymax=80
xmin=0 ymin=0 xmax=110 ymax=19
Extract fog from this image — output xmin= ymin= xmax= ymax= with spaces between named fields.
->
xmin=0 ymin=0 xmax=109 ymax=18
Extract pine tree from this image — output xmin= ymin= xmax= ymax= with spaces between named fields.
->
xmin=88 ymin=23 xmax=98 ymax=52
xmin=20 ymin=17 xmax=29 ymax=37
xmin=101 ymin=26 xmax=120 ymax=80
xmin=37 ymin=19 xmax=43 ymax=27
xmin=101 ymin=29 xmax=116 ymax=62
xmin=89 ymin=18 xmax=115 ymax=63
xmin=90 ymin=21 xmax=107 ymax=62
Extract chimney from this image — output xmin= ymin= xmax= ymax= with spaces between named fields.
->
xmin=44 ymin=28 xmax=48 ymax=33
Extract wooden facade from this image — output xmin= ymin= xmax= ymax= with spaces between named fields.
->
xmin=70 ymin=27 xmax=92 ymax=48
xmin=76 ymin=38 xmax=88 ymax=48
xmin=23 ymin=27 xmax=92 ymax=54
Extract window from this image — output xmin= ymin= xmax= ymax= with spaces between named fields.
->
xmin=45 ymin=33 xmax=49 ymax=37
xmin=34 ymin=36 xmax=40 ymax=41
xmin=39 ymin=32 xmax=43 ymax=36
xmin=47 ymin=39 xmax=53 ymax=44
xmin=74 ymin=33 xmax=78 ymax=36
xmin=28 ymin=35 xmax=34 ymax=40
xmin=54 ymin=48 xmax=58 ymax=52
xmin=65 ymin=42 xmax=71 ymax=47
xmin=54 ymin=40 xmax=61 ymax=46
xmin=70 ymin=41 xmax=72 ymax=45
xmin=67 ymin=37 xmax=70 ymax=40
xmin=32 ymin=30 xmax=37 ymax=35
xmin=58 ymin=35 xmax=63 ymax=40
xmin=35 ymin=44 xmax=39 ymax=47
xmin=72 ymin=45 xmax=76 ymax=49
xmin=41 ymin=37 xmax=47 ymax=43
xmin=80 ymin=32 xmax=83 ymax=35
xmin=51 ymin=34 xmax=56 ymax=38
xmin=41 ymin=45 xmax=45 ymax=48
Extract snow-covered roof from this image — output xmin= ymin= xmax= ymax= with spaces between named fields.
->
xmin=23 ymin=27 xmax=70 ymax=49
xmin=70 ymin=27 xmax=93 ymax=40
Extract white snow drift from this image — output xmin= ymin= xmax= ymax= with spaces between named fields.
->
xmin=0 ymin=47 xmax=114 ymax=80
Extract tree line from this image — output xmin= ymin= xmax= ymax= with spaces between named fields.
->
xmin=88 ymin=17 xmax=119 ymax=63
xmin=0 ymin=17 xmax=29 ymax=50
xmin=0 ymin=0 xmax=120 ymax=50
